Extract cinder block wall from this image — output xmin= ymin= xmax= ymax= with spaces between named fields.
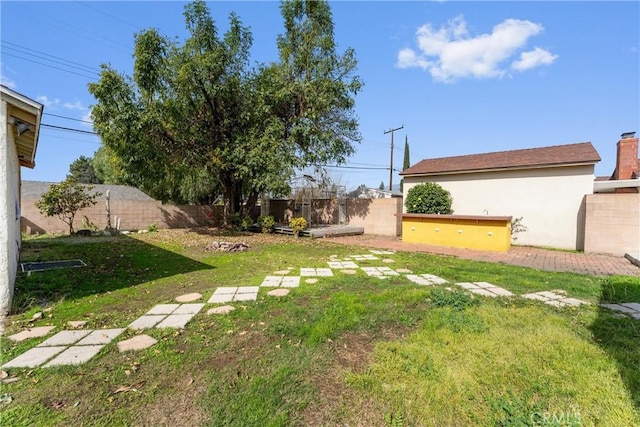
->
xmin=268 ymin=197 xmax=402 ymax=236
xmin=584 ymin=193 xmax=640 ymax=255
xmin=20 ymin=199 xmax=222 ymax=234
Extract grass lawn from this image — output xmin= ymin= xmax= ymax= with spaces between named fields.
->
xmin=1 ymin=229 xmax=639 ymax=426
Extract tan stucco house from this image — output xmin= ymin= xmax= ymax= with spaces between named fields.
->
xmin=1 ymin=85 xmax=43 ymax=314
xmin=400 ymin=142 xmax=601 ymax=250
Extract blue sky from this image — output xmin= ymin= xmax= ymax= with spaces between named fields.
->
xmin=2 ymin=1 xmax=638 ymax=191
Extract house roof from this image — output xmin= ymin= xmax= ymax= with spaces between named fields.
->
xmin=400 ymin=142 xmax=601 ymax=176
xmin=22 ymin=181 xmax=156 ymax=202
xmin=1 ymin=85 xmax=44 ymax=168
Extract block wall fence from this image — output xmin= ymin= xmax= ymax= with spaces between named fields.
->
xmin=21 ymin=197 xmax=404 ymax=237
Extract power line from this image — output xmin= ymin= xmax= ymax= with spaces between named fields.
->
xmin=41 ymin=123 xmax=97 ymax=135
xmin=75 ymin=1 xmax=142 ymax=31
xmin=44 ymin=112 xmax=93 ymax=124
xmin=2 ymin=52 xmax=97 ymax=80
xmin=1 ymin=41 xmax=101 ymax=74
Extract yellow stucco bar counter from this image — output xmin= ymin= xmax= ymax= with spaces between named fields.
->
xmin=402 ymin=213 xmax=512 ymax=252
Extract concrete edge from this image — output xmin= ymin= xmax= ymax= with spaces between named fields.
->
xmin=624 ymin=252 xmax=640 ymax=268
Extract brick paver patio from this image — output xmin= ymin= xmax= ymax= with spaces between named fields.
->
xmin=325 ymin=235 xmax=640 ymax=277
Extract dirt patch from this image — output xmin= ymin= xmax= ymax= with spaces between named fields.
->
xmin=140 ymin=376 xmax=208 ymax=427
xmin=301 ymin=328 xmax=410 ymax=425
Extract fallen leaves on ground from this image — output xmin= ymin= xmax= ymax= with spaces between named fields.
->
xmin=113 ymin=381 xmax=146 ymax=394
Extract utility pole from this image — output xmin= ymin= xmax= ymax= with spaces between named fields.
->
xmin=384 ymin=125 xmax=403 ymax=191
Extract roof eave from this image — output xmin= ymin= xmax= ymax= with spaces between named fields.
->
xmin=400 ymin=161 xmax=599 ymax=177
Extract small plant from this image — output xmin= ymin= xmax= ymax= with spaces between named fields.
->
xmin=147 ymin=223 xmax=158 ymax=233
xmin=231 ymin=212 xmax=253 ymax=231
xmin=257 ymin=215 xmax=275 ymax=234
xmin=405 ymin=182 xmax=453 ymax=214
xmin=511 ymin=217 xmax=528 ymax=241
xmin=289 ymin=217 xmax=308 ymax=237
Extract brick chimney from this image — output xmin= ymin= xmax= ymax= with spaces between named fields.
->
xmin=613 ymin=131 xmax=638 ymax=192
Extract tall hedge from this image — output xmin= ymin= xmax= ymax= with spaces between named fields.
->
xmin=405 ymin=182 xmax=453 ymax=214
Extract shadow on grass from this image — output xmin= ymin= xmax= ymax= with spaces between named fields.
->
xmin=590 ymin=276 xmax=640 ymax=411
xmin=12 ymin=234 xmax=213 ymax=315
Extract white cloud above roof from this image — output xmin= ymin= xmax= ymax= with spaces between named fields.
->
xmin=397 ymin=15 xmax=558 ymax=82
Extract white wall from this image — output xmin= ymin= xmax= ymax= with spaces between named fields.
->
xmin=403 ymin=165 xmax=595 ymax=250
xmin=0 ymin=100 xmax=21 ymax=314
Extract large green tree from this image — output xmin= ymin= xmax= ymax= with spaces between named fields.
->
xmin=68 ymin=155 xmax=102 ymax=184
xmin=88 ymin=0 xmax=361 ymax=222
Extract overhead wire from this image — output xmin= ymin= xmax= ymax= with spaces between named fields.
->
xmin=1 ymin=41 xmax=101 ymax=75
xmin=44 ymin=112 xmax=93 ymax=124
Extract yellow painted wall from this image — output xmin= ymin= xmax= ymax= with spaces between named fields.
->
xmin=402 ymin=214 xmax=511 ymax=252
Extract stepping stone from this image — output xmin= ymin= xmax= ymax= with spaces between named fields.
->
xmin=382 ymin=259 xmax=395 ymax=263
xmin=173 ymin=304 xmax=205 ymax=315
xmin=76 ymin=329 xmax=124 ymax=345
xmin=468 ymin=288 xmax=498 ymax=297
xmin=2 ymin=346 xmax=66 ymax=368
xmin=407 ymin=274 xmax=447 ymax=286
xmin=209 ymin=288 xmax=238 ymax=303
xmin=396 ymin=268 xmax=413 ymax=274
xmin=341 ymin=269 xmax=357 ymax=275
xmin=268 ymin=289 xmax=290 ymax=297
xmin=327 ymin=261 xmax=359 ymax=269
xmin=37 ymin=330 xmax=91 ymax=347
xmin=67 ymin=321 xmax=87 ymax=329
xmin=489 ymin=287 xmax=515 ymax=297
xmin=207 ymin=305 xmax=235 ymax=315
xmin=537 ymin=291 xmax=563 ymax=300
xmin=631 ymin=312 xmax=640 ymax=320
xmin=274 ymin=270 xmax=290 ymax=275
xmin=175 ymin=293 xmax=202 ymax=303
xmin=281 ymin=277 xmax=300 ymax=288
xmin=457 ymin=282 xmax=480 ymax=290
xmin=214 ymin=287 xmax=238 ymax=295
xmin=599 ymin=303 xmax=637 ymax=314
xmin=260 ymin=276 xmax=283 ymax=287
xmin=128 ymin=315 xmax=166 ymax=329
xmin=620 ymin=302 xmax=640 ymax=311
xmin=305 ymin=278 xmax=319 ymax=284
xmin=233 ymin=293 xmax=257 ymax=302
xmin=300 ymin=268 xmax=316 ymax=277
xmin=316 ymin=268 xmax=333 ymax=277
xmin=558 ymin=297 xmax=589 ymax=307
xmin=8 ymin=326 xmax=55 ymax=342
xmin=147 ymin=304 xmax=180 ymax=315
xmin=350 ymin=254 xmax=379 ymax=261
xmin=370 ymin=250 xmax=395 ymax=255
xmin=523 ymin=293 xmax=549 ymax=302
xmin=43 ymin=345 xmax=104 ymax=367
xmin=156 ymin=314 xmax=196 ymax=329
xmin=117 ymin=335 xmax=157 ymax=352
xmin=236 ymin=286 xmax=259 ymax=294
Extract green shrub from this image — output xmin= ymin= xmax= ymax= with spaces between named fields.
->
xmin=289 ymin=217 xmax=308 ymax=236
xmin=405 ymin=182 xmax=453 ymax=214
xmin=147 ymin=223 xmax=158 ymax=233
xmin=231 ymin=213 xmax=253 ymax=231
xmin=257 ymin=215 xmax=275 ymax=233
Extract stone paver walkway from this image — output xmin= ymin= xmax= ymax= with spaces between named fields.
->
xmin=325 ymin=235 xmax=640 ymax=277
xmin=129 ymin=303 xmax=205 ymax=329
xmin=406 ymin=274 xmax=448 ymax=286
xmin=349 ymin=254 xmax=380 ymax=261
xmin=327 ymin=261 xmax=359 ymax=269
xmin=599 ymin=303 xmax=640 ymax=319
xmin=522 ymin=291 xmax=590 ymax=307
xmin=260 ymin=276 xmax=301 ymax=288
xmin=300 ymin=268 xmax=333 ymax=277
xmin=456 ymin=282 xmax=515 ymax=297
xmin=361 ymin=266 xmax=400 ymax=278
xmin=208 ymin=287 xmax=259 ymax=303
xmin=2 ymin=328 xmax=124 ymax=368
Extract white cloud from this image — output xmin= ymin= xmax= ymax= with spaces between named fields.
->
xmin=512 ymin=47 xmax=558 ymax=71
xmin=0 ymin=72 xmax=16 ymax=89
xmin=81 ymin=109 xmax=93 ymax=128
xmin=397 ymin=15 xmax=556 ymax=82
xmin=63 ymin=100 xmax=85 ymax=111
xmin=36 ymin=96 xmax=61 ymax=108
